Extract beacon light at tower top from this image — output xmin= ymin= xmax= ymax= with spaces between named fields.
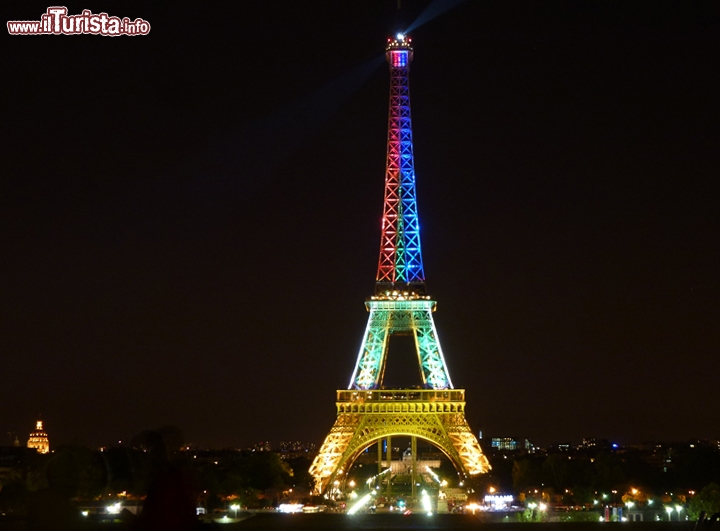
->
xmin=387 ymin=33 xmax=411 ymax=47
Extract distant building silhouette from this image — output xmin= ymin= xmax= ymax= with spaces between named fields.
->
xmin=279 ymin=441 xmax=316 ymax=453
xmin=491 ymin=437 xmax=518 ymax=451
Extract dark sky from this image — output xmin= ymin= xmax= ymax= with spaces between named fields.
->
xmin=2 ymin=1 xmax=719 ymax=450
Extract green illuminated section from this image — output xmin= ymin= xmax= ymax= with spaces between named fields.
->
xmin=394 ymin=200 xmax=408 ymax=282
xmin=352 ymin=309 xmax=391 ymax=389
xmin=349 ymin=299 xmax=453 ymax=390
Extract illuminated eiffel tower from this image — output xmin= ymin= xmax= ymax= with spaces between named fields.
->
xmin=309 ymin=34 xmax=490 ymax=495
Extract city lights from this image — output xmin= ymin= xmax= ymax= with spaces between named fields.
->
xmin=485 ymin=494 xmax=513 ymax=510
xmin=676 ymin=505 xmax=683 ymax=519
xmin=106 ymin=502 xmax=121 ymax=514
xmin=347 ymin=493 xmax=374 ymax=515
xmin=466 ymin=503 xmax=481 ymax=514
xmin=278 ymin=504 xmax=304 ymax=514
xmin=230 ymin=504 xmax=240 ymax=518
xmin=421 ymin=490 xmax=432 ymax=515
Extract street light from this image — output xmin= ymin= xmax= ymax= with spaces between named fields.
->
xmin=676 ymin=505 xmax=683 ymax=520
xmin=665 ymin=506 xmax=674 ymax=521
xmin=230 ymin=504 xmax=240 ymax=519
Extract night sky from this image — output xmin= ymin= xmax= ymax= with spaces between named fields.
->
xmin=2 ymin=1 xmax=719 ymax=450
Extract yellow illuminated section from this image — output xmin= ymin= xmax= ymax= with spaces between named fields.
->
xmin=27 ymin=420 xmax=50 ymax=454
xmin=309 ymin=390 xmax=490 ymax=494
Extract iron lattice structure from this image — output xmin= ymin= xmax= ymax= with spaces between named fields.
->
xmin=376 ymin=36 xmax=424 ymax=291
xmin=350 ymin=298 xmax=452 ymax=390
xmin=309 ymin=35 xmax=489 ymax=495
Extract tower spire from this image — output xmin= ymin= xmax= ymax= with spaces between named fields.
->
xmin=376 ymin=34 xmax=425 ymax=295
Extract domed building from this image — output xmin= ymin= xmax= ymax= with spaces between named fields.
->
xmin=27 ymin=420 xmax=50 ymax=454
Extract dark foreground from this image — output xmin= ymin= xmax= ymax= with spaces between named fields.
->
xmin=232 ymin=514 xmax=694 ymax=531
xmin=0 ymin=514 xmax=697 ymax=531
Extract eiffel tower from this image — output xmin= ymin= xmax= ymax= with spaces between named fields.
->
xmin=309 ymin=34 xmax=490 ymax=495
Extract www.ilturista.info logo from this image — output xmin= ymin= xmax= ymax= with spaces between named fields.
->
xmin=7 ymin=7 xmax=150 ymax=36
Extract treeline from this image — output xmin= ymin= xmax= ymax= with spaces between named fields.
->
xmin=473 ymin=443 xmax=720 ymax=516
xmin=0 ymin=427 xmax=314 ymax=517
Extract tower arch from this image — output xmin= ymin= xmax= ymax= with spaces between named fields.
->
xmin=310 ymin=389 xmax=489 ymax=494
